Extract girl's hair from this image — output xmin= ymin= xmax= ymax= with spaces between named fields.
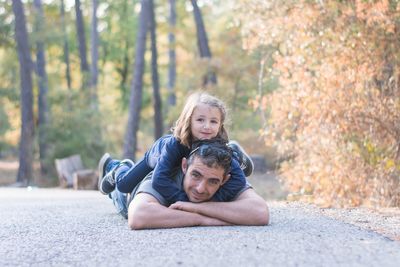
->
xmin=172 ymin=91 xmax=228 ymax=147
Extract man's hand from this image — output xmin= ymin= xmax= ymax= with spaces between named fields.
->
xmin=169 ymin=201 xmax=231 ymax=226
xmin=169 ymin=201 xmax=197 ymax=213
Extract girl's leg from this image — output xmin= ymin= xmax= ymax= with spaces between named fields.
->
xmin=115 ymin=158 xmax=153 ymax=193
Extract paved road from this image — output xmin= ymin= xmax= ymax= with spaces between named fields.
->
xmin=0 ymin=188 xmax=399 ymax=267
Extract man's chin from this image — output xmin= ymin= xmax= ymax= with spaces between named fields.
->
xmin=189 ymin=195 xmax=209 ymax=203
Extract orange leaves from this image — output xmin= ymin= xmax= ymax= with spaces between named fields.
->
xmin=355 ymin=0 xmax=393 ymax=28
xmin=248 ymin=95 xmax=268 ymax=112
xmin=238 ymin=0 xmax=400 ymax=208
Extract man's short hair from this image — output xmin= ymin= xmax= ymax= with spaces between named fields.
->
xmin=188 ymin=138 xmax=232 ymax=176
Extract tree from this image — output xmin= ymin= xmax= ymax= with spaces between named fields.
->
xmin=239 ymin=0 xmax=400 ymax=207
xmin=12 ymin=0 xmax=34 ymax=185
xmin=191 ymin=0 xmax=216 ymax=86
xmin=33 ymin=0 xmax=50 ymax=176
xmin=167 ymin=0 xmax=176 ymax=106
xmin=123 ymin=0 xmax=150 ymax=160
xmin=60 ymin=0 xmax=72 ymax=93
xmin=74 ymin=0 xmax=90 ymax=88
xmin=149 ymin=0 xmax=163 ymax=139
xmin=99 ymin=0 xmax=137 ymax=108
xmin=90 ymin=0 xmax=99 ymax=109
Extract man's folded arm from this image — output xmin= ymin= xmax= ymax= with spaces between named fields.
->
xmin=128 ymin=193 xmax=230 ymax=230
xmin=169 ymin=189 xmax=269 ymax=226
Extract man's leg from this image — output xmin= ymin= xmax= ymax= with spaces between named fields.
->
xmin=109 ymin=189 xmax=128 ymax=219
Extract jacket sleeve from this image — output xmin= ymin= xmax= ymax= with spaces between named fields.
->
xmin=151 ymin=139 xmax=189 ymax=204
xmin=212 ymin=158 xmax=247 ymax=202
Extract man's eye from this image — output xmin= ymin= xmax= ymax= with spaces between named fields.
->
xmin=209 ymin=180 xmax=219 ymax=185
xmin=191 ymin=173 xmax=200 ymax=179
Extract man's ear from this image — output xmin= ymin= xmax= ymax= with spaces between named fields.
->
xmin=181 ymin=157 xmax=188 ymax=174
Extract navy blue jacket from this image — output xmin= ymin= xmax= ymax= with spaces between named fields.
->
xmin=146 ymin=135 xmax=247 ymax=205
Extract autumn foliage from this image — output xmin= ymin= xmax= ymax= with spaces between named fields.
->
xmin=239 ymin=0 xmax=400 ymax=207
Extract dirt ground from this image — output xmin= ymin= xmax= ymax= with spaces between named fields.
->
xmin=0 ymin=160 xmax=57 ymax=187
xmin=2 ymin=160 xmax=399 ymax=241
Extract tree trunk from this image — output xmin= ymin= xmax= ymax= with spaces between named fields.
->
xmin=119 ymin=38 xmax=130 ymax=101
xmin=116 ymin=0 xmax=130 ymax=105
xmin=60 ymin=0 xmax=72 ymax=111
xmin=167 ymin=0 xmax=176 ymax=106
xmin=123 ymin=0 xmax=150 ymax=160
xmin=74 ymin=0 xmax=90 ymax=89
xmin=33 ymin=0 xmax=50 ymax=176
xmin=149 ymin=0 xmax=163 ymax=139
xmin=12 ymin=0 xmax=34 ymax=185
xmin=61 ymin=0 xmax=72 ymax=92
xmin=90 ymin=0 xmax=99 ymax=109
xmin=191 ymin=0 xmax=217 ymax=86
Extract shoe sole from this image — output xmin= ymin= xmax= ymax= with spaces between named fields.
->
xmin=229 ymin=140 xmax=254 ymax=176
xmin=98 ymin=153 xmax=111 ymax=194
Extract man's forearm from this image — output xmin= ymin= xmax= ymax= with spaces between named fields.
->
xmin=128 ymin=194 xmax=229 ymax=230
xmin=170 ymin=189 xmax=269 ymax=226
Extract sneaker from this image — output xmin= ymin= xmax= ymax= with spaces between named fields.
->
xmin=228 ymin=140 xmax=254 ymax=177
xmin=98 ymin=153 xmax=119 ymax=195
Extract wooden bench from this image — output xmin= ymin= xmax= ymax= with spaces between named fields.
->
xmin=55 ymin=154 xmax=98 ymax=190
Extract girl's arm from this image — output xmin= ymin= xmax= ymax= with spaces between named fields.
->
xmin=212 ymin=158 xmax=247 ymax=201
xmin=151 ymin=139 xmax=189 ymax=204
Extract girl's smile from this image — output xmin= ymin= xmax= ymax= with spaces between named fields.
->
xmin=190 ymin=103 xmax=222 ymax=141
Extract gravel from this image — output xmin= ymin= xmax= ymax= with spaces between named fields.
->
xmin=0 ymin=187 xmax=399 ymax=267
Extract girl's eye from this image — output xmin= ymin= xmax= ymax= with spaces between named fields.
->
xmin=211 ymin=120 xmax=219 ymax=124
xmin=197 ymin=118 xmax=204 ymax=122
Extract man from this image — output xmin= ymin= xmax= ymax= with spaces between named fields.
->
xmin=109 ymin=141 xmax=269 ymax=230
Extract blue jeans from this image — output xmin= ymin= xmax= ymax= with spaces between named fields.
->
xmin=109 ymin=189 xmax=128 ymax=219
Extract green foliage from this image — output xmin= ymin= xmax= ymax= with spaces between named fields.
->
xmin=0 ymin=0 xmax=273 ymax=184
xmin=46 ymin=89 xmax=105 ymax=168
xmin=0 ymin=102 xmax=10 ymax=136
xmin=0 ymin=1 xmax=14 ymax=48
xmin=100 ymin=0 xmax=138 ymax=108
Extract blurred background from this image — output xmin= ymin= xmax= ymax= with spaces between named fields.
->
xmin=1 ymin=0 xmax=399 ymax=208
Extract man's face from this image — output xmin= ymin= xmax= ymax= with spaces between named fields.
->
xmin=182 ymin=157 xmax=226 ymax=203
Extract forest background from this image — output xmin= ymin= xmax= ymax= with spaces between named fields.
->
xmin=1 ymin=0 xmax=399 ymax=208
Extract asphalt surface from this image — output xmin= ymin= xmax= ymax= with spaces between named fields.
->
xmin=0 ymin=188 xmax=399 ymax=267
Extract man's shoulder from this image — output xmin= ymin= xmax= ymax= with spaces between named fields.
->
xmin=131 ymin=171 xmax=185 ymax=206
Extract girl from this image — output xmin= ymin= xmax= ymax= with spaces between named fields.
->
xmin=98 ymin=91 xmax=253 ymax=204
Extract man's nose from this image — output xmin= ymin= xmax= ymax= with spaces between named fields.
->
xmin=196 ymin=181 xmax=206 ymax=193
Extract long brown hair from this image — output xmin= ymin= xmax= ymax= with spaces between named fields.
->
xmin=172 ymin=92 xmax=228 ymax=147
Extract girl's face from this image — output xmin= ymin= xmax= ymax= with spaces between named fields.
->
xmin=190 ymin=103 xmax=222 ymax=141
